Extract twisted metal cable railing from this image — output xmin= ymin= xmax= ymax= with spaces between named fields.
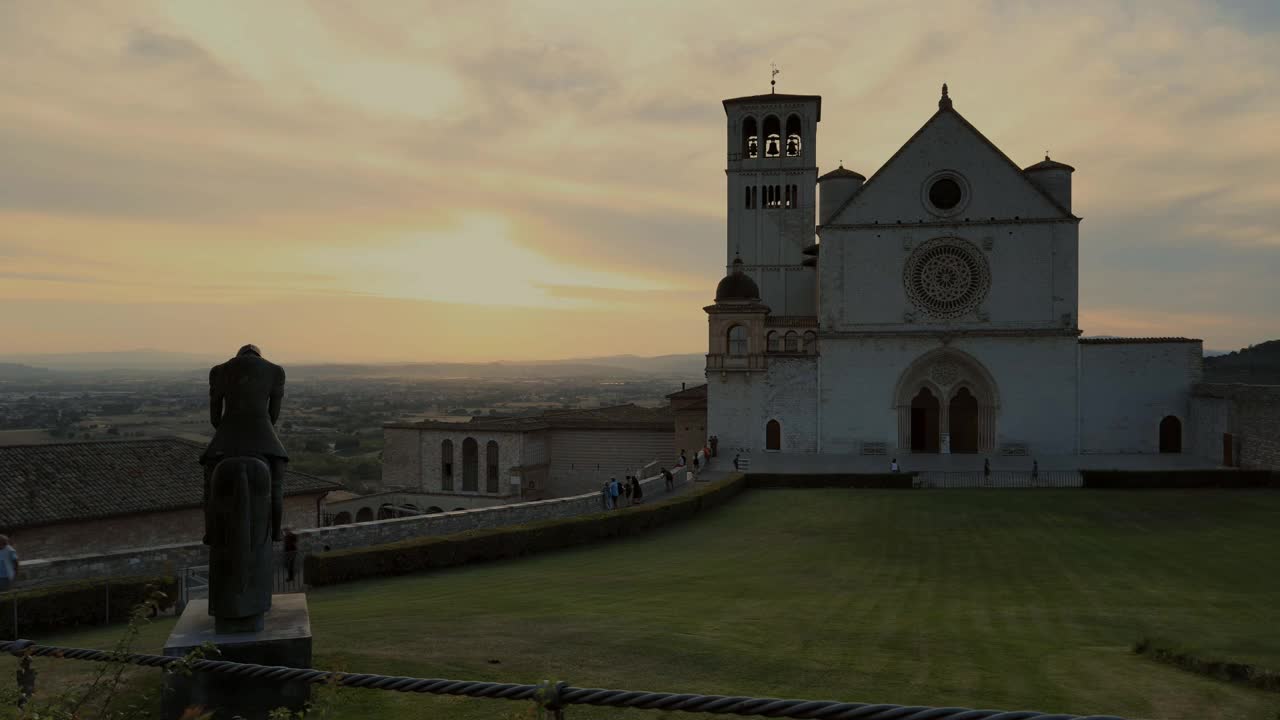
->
xmin=3 ymin=639 xmax=1126 ymax=720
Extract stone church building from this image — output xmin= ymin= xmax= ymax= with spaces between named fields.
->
xmin=706 ymin=85 xmax=1202 ymax=459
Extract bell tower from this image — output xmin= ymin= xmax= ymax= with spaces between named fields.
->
xmin=722 ymin=79 xmax=821 ymax=317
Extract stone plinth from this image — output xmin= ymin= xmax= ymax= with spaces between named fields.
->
xmin=162 ymin=594 xmax=312 ymax=720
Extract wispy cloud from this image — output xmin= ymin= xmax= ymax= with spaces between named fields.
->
xmin=0 ymin=0 xmax=1277 ymax=359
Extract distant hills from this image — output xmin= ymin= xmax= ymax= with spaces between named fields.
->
xmin=0 ymin=350 xmax=707 ymax=380
xmin=1203 ymin=340 xmax=1280 ymax=384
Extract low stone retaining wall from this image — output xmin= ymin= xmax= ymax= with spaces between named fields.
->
xmin=19 ymin=469 xmax=682 ymax=586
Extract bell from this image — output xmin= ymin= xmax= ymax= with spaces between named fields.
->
xmin=786 ymin=137 xmax=799 ymax=156
xmin=766 ymin=138 xmax=780 ymax=157
xmin=747 ymin=136 xmax=758 ymax=158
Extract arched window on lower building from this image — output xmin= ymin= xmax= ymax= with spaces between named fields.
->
xmin=356 ymin=507 xmax=374 ymax=523
xmin=441 ymin=439 xmax=454 ymax=491
xmin=332 ymin=511 xmax=352 ymax=525
xmin=728 ymin=325 xmax=748 ymax=356
xmin=486 ymin=440 xmax=500 ymax=492
xmin=1159 ymin=416 xmax=1182 ymax=453
xmin=784 ymin=331 xmax=799 ymax=353
xmin=766 ymin=419 xmax=781 ymax=451
xmin=767 ymin=331 xmax=780 ymax=352
xmin=462 ymin=437 xmax=479 ymax=491
xmin=802 ymin=331 xmax=817 ymax=353
xmin=377 ymin=506 xmax=395 ymax=520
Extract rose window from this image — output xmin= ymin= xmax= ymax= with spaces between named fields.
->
xmin=904 ymin=239 xmax=990 ymax=319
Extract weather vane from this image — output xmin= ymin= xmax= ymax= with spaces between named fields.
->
xmin=771 ymin=62 xmax=779 ymax=93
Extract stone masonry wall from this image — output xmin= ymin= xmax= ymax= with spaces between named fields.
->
xmin=19 ymin=469 xmax=683 ymax=586
xmin=11 ymin=494 xmax=322 ymax=562
xmin=1192 ymin=383 xmax=1280 ymax=470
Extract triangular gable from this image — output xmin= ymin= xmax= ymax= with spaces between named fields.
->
xmin=825 ymin=107 xmax=1076 ymax=225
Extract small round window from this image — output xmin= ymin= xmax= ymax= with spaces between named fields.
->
xmin=929 ymin=178 xmax=962 ymax=209
xmin=921 ymin=171 xmax=969 ymax=217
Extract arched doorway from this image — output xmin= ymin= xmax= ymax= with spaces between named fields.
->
xmin=910 ymin=388 xmax=941 ymax=453
xmin=355 ymin=507 xmax=373 ymax=523
xmin=895 ymin=349 xmax=999 ymax=455
xmin=765 ymin=419 xmax=781 ymax=451
xmin=332 ymin=511 xmax=352 ymax=525
xmin=377 ymin=506 xmax=394 ymax=520
xmin=949 ymin=387 xmax=979 ymax=453
xmin=1159 ymin=416 xmax=1182 ymax=453
xmin=462 ymin=437 xmax=479 ymax=491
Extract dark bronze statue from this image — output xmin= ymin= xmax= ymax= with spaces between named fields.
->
xmin=200 ymin=344 xmax=289 ymax=633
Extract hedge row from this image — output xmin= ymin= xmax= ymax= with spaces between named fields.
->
xmin=0 ymin=575 xmax=178 ymax=639
xmin=1082 ymin=470 xmax=1278 ymax=489
xmin=747 ymin=473 xmax=915 ymax=489
xmin=305 ymin=474 xmax=748 ymax=587
xmin=1133 ymin=637 xmax=1280 ymax=692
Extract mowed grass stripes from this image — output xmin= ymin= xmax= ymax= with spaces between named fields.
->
xmin=14 ymin=490 xmax=1280 ymax=720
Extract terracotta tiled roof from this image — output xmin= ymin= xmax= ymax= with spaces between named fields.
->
xmin=0 ymin=437 xmax=340 ymax=530
xmin=1078 ymin=337 xmax=1202 ymax=344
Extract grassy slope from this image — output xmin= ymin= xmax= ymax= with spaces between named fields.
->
xmin=9 ymin=490 xmax=1280 ymax=720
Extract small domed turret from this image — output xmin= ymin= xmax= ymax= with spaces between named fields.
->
xmin=1024 ymin=154 xmax=1075 ymax=213
xmin=818 ymin=164 xmax=865 ymax=225
xmin=715 ymin=257 xmax=761 ymax=303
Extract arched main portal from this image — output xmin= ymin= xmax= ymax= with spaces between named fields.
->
xmin=910 ymin=388 xmax=940 ymax=453
xmin=1159 ymin=416 xmax=1182 ymax=453
xmin=894 ymin=349 xmax=999 ymax=454
xmin=949 ymin=387 xmax=980 ymax=453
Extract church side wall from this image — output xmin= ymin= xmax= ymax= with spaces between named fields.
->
xmin=707 ymin=375 xmax=764 ymax=457
xmin=545 ymin=428 xmax=672 ymax=497
xmin=763 ymin=358 xmax=819 ymax=453
xmin=674 ymin=408 xmax=707 ymax=462
xmin=1079 ymin=342 xmax=1201 ymax=453
xmin=1189 ymin=394 xmax=1230 ymax=465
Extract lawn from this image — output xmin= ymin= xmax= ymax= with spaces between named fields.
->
xmin=8 ymin=489 xmax=1280 ymax=719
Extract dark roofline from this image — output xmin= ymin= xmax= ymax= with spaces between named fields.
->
xmin=665 ymin=383 xmax=708 ymax=399
xmin=1079 ymin=337 xmax=1203 ymax=345
xmin=820 ymin=104 xmax=1077 ymax=228
xmin=723 ymin=94 xmax=822 ymax=122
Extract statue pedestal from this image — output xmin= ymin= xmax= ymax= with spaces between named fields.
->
xmin=162 ymin=594 xmax=312 ymax=720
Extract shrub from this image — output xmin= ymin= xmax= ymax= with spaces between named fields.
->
xmin=1133 ymin=637 xmax=1280 ymax=693
xmin=747 ymin=473 xmax=914 ymax=489
xmin=0 ymin=575 xmax=177 ymax=639
xmin=1082 ymin=470 xmax=1277 ymax=489
xmin=305 ymin=474 xmax=747 ymax=586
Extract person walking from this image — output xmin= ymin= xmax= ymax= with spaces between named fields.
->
xmin=601 ymin=480 xmax=612 ymax=510
xmin=282 ymin=528 xmax=299 ymax=583
xmin=677 ymin=450 xmax=687 ymax=468
xmin=624 ymin=476 xmax=633 ymax=503
xmin=608 ymin=477 xmax=621 ymax=510
xmin=0 ymin=535 xmax=18 ymax=592
xmin=1031 ymin=459 xmax=1039 ymax=482
xmin=890 ymin=458 xmax=899 ymax=473
xmin=662 ymin=467 xmax=673 ymax=491
xmin=632 ymin=476 xmax=643 ymax=504
xmin=693 ymin=454 xmax=700 ymax=472
xmin=983 ymin=458 xmax=991 ymax=485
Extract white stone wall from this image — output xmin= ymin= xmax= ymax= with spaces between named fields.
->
xmin=818 ymin=222 xmax=1077 ymax=332
xmin=707 ymin=372 xmax=765 ymax=458
xmin=763 ymin=358 xmax=819 ymax=452
xmin=1079 ymin=342 xmax=1201 ymax=453
xmin=819 ymin=336 xmax=1079 ymax=455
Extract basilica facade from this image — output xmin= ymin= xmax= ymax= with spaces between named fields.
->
xmin=705 ymin=86 xmax=1202 ymax=458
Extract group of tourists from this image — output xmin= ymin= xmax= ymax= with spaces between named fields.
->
xmin=600 ymin=475 xmax=645 ymax=510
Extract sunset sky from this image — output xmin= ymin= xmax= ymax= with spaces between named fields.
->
xmin=2 ymin=1 xmax=1277 ymax=363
